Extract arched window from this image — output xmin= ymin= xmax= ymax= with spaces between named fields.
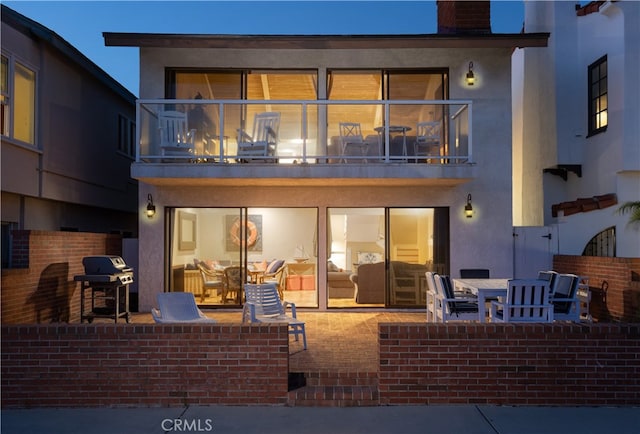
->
xmin=582 ymin=227 xmax=615 ymax=257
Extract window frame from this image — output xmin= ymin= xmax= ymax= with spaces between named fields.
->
xmin=0 ymin=51 xmax=38 ymax=147
xmin=587 ymin=55 xmax=607 ymax=137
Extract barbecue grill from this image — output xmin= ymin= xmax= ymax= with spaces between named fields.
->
xmin=74 ymin=256 xmax=134 ymax=323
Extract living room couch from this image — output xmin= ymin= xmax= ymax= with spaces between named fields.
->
xmin=350 ymin=261 xmax=385 ymax=304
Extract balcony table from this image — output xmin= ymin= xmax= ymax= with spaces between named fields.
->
xmin=453 ymin=278 xmax=510 ymax=322
xmin=374 ymin=125 xmax=412 ymax=158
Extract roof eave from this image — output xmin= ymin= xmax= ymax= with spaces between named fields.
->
xmin=103 ymin=32 xmax=549 ymax=50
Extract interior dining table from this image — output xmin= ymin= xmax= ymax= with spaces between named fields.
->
xmin=453 ymin=278 xmax=510 ymax=322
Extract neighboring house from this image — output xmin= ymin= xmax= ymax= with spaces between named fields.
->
xmin=513 ymin=0 xmax=640 ymax=258
xmin=1 ymin=5 xmax=139 ymax=269
xmin=105 ymin=1 xmax=550 ymax=312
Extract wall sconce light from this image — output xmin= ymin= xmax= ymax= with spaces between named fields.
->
xmin=146 ymin=194 xmax=156 ymax=218
xmin=464 ymin=194 xmax=473 ymax=218
xmin=466 ymin=62 xmax=475 ymax=86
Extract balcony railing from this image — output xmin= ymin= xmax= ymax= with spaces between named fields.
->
xmin=136 ymin=99 xmax=472 ymax=165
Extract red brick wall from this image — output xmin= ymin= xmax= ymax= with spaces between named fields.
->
xmin=1 ymin=323 xmax=289 ymax=408
xmin=1 ymin=230 xmax=122 ymax=324
xmin=379 ymin=323 xmax=640 ymax=406
xmin=553 ymin=255 xmax=640 ymax=322
xmin=437 ymin=0 xmax=491 ymax=34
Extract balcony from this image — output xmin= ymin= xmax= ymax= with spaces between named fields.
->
xmin=133 ymin=99 xmax=476 ymax=187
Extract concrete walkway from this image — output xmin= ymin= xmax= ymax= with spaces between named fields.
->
xmin=2 ymin=405 xmax=639 ymax=434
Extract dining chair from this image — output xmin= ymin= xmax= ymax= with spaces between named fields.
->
xmin=414 ymin=121 xmax=441 ymax=162
xmin=433 ymin=274 xmax=479 ymax=322
xmin=490 ymin=279 xmax=553 ymax=323
xmin=339 ymin=122 xmax=368 ymax=163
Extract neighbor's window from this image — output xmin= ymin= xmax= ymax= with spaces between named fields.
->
xmin=582 ymin=226 xmax=615 ymax=257
xmin=588 ymin=55 xmax=607 ymax=136
xmin=117 ymin=114 xmax=135 ymax=157
xmin=0 ymin=54 xmax=36 ymax=145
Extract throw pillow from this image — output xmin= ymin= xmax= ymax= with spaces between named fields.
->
xmin=327 ymin=261 xmax=340 ymax=272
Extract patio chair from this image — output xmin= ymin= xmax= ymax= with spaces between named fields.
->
xmin=339 ymin=122 xmax=368 ymax=163
xmin=242 ymin=283 xmax=307 ymax=350
xmin=537 ymin=270 xmax=558 ymax=294
xmin=490 ymin=279 xmax=553 ymax=323
xmin=158 ymin=110 xmax=196 ymax=158
xmin=414 ymin=121 xmax=441 ymax=161
xmin=433 ymin=274 xmax=479 ymax=322
xmin=236 ymin=112 xmax=280 ymax=162
xmin=550 ymin=273 xmax=581 ymax=322
xmin=151 ymin=292 xmax=216 ymax=323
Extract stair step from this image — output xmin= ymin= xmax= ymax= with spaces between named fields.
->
xmin=288 ymin=385 xmax=379 ymax=407
xmin=287 ymin=372 xmax=379 ymax=407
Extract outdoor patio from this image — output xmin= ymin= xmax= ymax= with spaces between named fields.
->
xmin=131 ymin=310 xmax=425 ymax=373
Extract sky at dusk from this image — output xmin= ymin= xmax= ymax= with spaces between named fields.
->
xmin=4 ymin=1 xmax=526 ymax=96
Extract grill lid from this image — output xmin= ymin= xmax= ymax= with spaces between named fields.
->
xmin=82 ymin=255 xmax=132 ymax=275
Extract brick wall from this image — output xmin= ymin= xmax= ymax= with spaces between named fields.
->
xmin=1 ymin=230 xmax=122 ymax=324
xmin=437 ymin=0 xmax=491 ymax=34
xmin=1 ymin=323 xmax=289 ymax=408
xmin=379 ymin=323 xmax=640 ymax=406
xmin=553 ymin=255 xmax=640 ymax=322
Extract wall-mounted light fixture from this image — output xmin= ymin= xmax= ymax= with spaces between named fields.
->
xmin=146 ymin=194 xmax=156 ymax=218
xmin=466 ymin=62 xmax=475 ymax=86
xmin=464 ymin=194 xmax=473 ymax=218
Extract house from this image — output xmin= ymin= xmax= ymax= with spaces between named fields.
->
xmin=1 ymin=5 xmax=139 ymax=260
xmin=513 ymin=0 xmax=640 ymax=259
xmin=1 ymin=5 xmax=139 ymax=322
xmin=105 ymin=1 xmax=550 ymax=312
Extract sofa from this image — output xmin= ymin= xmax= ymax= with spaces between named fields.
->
xmin=350 ymin=262 xmax=385 ymax=304
xmin=328 ymin=271 xmax=355 ymax=298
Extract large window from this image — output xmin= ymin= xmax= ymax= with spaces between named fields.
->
xmin=1 ymin=54 xmax=36 ymax=145
xmin=588 ymin=55 xmax=607 ymax=136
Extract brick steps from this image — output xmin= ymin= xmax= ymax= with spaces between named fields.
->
xmin=287 ymin=371 xmax=379 ymax=407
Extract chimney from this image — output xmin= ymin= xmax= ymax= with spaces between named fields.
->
xmin=437 ymin=1 xmax=491 ymax=34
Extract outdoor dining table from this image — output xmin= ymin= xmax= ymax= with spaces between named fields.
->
xmin=453 ymin=278 xmax=510 ymax=322
xmin=374 ymin=125 xmax=412 ymax=158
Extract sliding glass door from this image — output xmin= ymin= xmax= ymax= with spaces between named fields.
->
xmin=327 ymin=207 xmax=449 ymax=308
xmin=168 ymin=207 xmax=318 ymax=308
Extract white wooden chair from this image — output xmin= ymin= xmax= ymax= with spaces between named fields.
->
xmin=151 ymin=292 xmax=216 ymax=323
xmin=158 ymin=110 xmax=196 ymax=158
xmin=339 ymin=122 xmax=368 ymax=163
xmin=242 ymin=283 xmax=307 ymax=350
xmin=236 ymin=112 xmax=280 ymax=162
xmin=433 ymin=273 xmax=479 ymax=322
xmin=414 ymin=121 xmax=441 ymax=161
xmin=551 ymin=273 xmax=581 ymax=322
xmin=490 ymin=279 xmax=553 ymax=323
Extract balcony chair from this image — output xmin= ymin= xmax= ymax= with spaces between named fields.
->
xmin=433 ymin=273 xmax=479 ymax=322
xmin=414 ymin=121 xmax=441 ymax=162
xmin=490 ymin=279 xmax=553 ymax=323
xmin=151 ymin=292 xmax=216 ymax=323
xmin=236 ymin=112 xmax=280 ymax=162
xmin=339 ymin=122 xmax=369 ymax=163
xmin=197 ymin=263 xmax=223 ymax=303
xmin=550 ymin=273 xmax=581 ymax=322
xmin=158 ymin=110 xmax=196 ymax=158
xmin=242 ymin=283 xmax=307 ymax=350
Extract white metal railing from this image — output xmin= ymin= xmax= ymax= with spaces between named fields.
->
xmin=136 ymin=99 xmax=472 ymax=164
